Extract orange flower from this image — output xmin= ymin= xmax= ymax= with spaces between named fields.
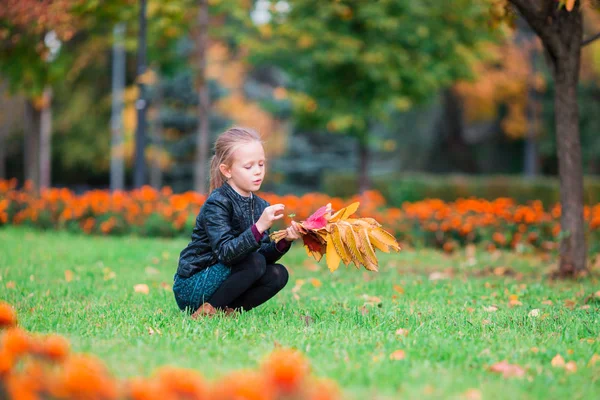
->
xmin=50 ymin=355 xmax=119 ymax=400
xmin=261 ymin=348 xmax=310 ymax=394
xmin=35 ymin=334 xmax=70 ymax=361
xmin=212 ymin=370 xmax=275 ymax=400
xmin=0 ymin=302 xmax=17 ymax=328
xmin=304 ymin=378 xmax=341 ymax=400
xmin=1 ymin=327 xmax=31 ymax=358
xmin=156 ymin=366 xmax=208 ymax=399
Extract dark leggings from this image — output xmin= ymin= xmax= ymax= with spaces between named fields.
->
xmin=208 ymin=253 xmax=289 ymax=312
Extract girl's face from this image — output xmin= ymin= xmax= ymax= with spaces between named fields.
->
xmin=220 ymin=141 xmax=266 ymax=197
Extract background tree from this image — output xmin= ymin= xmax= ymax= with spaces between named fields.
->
xmin=497 ymin=0 xmax=600 ymax=276
xmin=246 ymin=0 xmax=502 ymax=192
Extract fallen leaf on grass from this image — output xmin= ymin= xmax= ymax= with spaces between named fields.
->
xmin=542 ymin=300 xmax=553 ymax=305
xmin=301 ymin=315 xmax=314 ymax=327
xmin=466 ymin=307 xmax=475 ymax=313
xmin=134 ymin=284 xmax=149 ymax=294
xmin=564 ymin=299 xmax=576 ymax=309
xmin=389 ymin=350 xmax=405 ymax=361
xmin=508 ymin=299 xmax=522 ymax=308
xmin=595 ymin=291 xmax=600 ymax=298
xmin=463 ymin=389 xmax=482 ymax=400
xmin=483 ymin=306 xmax=498 ymax=312
xmin=429 ymin=272 xmax=449 ymax=281
xmin=482 ymin=319 xmax=491 ymax=325
xmin=103 ymin=268 xmax=116 ymax=281
xmin=160 ymin=282 xmax=172 ymax=291
xmin=565 ymin=361 xmax=577 ymax=373
xmin=310 ymin=278 xmax=322 ymax=288
xmin=393 ymin=285 xmax=404 ymax=294
xmin=528 ymin=309 xmax=540 ymax=317
xmin=395 ymin=328 xmax=409 ymax=337
xmin=588 ymin=354 xmax=600 ymax=367
xmin=145 ymin=266 xmax=160 ymax=275
xmin=551 ymin=354 xmax=565 ymax=367
xmin=6 ymin=281 xmax=15 ymax=289
xmin=64 ymin=270 xmax=74 ymax=283
xmin=147 ymin=326 xmax=162 ymax=335
xmin=488 ymin=360 xmax=525 ymax=378
xmin=359 ymin=306 xmax=369 ymax=316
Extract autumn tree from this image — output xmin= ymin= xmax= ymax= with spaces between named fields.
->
xmin=246 ymin=0 xmax=500 ymax=192
xmin=496 ymin=0 xmax=600 ymax=276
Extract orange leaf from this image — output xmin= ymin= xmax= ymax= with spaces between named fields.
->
xmin=395 ymin=328 xmax=409 ymax=337
xmin=565 ymin=0 xmax=576 ymax=12
xmin=64 ymin=270 xmax=74 ymax=283
xmin=393 ymin=285 xmax=404 ymax=294
xmin=488 ymin=360 xmax=525 ymax=378
xmin=389 ymin=350 xmax=405 ymax=361
xmin=134 ymin=284 xmax=149 ymax=294
xmin=551 ymin=354 xmax=565 ymax=367
xmin=310 ymin=278 xmax=322 ymax=288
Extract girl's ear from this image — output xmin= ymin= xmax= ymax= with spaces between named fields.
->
xmin=219 ymin=163 xmax=231 ymax=179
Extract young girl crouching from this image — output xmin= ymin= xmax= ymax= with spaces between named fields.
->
xmin=173 ymin=127 xmax=301 ymax=318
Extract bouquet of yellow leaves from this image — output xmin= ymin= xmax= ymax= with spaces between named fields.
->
xmin=270 ymin=202 xmax=400 ymax=272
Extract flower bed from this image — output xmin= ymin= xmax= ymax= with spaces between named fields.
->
xmin=0 ymin=302 xmax=340 ymax=400
xmin=1 ymin=179 xmax=599 ymax=253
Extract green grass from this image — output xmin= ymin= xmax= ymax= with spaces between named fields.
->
xmin=1 ymin=227 xmax=599 ymax=399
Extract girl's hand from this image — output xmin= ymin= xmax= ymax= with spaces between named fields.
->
xmin=284 ymin=221 xmax=302 ymax=242
xmin=256 ymin=204 xmax=285 ymax=233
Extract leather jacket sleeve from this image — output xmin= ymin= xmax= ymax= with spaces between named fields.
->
xmin=258 ymin=231 xmax=289 ymax=264
xmin=203 ymin=197 xmax=260 ymax=265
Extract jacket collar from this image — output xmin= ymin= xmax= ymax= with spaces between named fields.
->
xmin=222 ymin=181 xmax=252 ymax=203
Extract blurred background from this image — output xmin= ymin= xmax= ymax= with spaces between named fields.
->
xmin=2 ymin=0 xmax=600 ymax=206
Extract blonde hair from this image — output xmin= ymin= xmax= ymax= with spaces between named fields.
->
xmin=209 ymin=126 xmax=263 ymax=192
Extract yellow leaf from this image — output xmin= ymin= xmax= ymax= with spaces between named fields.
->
xmin=310 ymin=278 xmax=322 ymax=288
xmin=565 ymin=0 xmax=576 ymax=12
xmin=330 ymin=224 xmax=352 ymax=265
xmin=369 ymin=227 xmax=400 ymax=252
xmin=357 ymin=227 xmax=378 ymax=271
xmin=340 ymin=202 xmax=360 ymax=220
xmin=389 ymin=350 xmax=405 ymax=360
xmin=325 ymin=234 xmax=342 ymax=272
xmin=134 ymin=284 xmax=150 ymax=294
xmin=64 ymin=270 xmax=74 ymax=283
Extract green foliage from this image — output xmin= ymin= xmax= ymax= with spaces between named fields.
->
xmin=247 ymin=0 xmax=501 ymax=140
xmin=2 ymin=227 xmax=599 ymax=399
xmin=321 ymin=172 xmax=600 ymax=206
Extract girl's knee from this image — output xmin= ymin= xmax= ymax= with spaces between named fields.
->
xmin=243 ymin=252 xmax=267 ymax=278
xmin=272 ymin=264 xmax=289 ymax=289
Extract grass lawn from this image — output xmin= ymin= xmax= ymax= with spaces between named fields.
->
xmin=1 ymin=227 xmax=599 ymax=399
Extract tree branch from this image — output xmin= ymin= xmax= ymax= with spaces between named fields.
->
xmin=509 ymin=0 xmax=561 ymax=62
xmin=582 ymin=32 xmax=600 ymax=47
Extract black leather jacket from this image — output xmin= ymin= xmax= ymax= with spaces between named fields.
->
xmin=176 ymin=182 xmax=289 ymax=278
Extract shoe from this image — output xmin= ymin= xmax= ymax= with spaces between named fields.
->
xmin=191 ymin=303 xmax=217 ymax=319
xmin=224 ymin=307 xmax=238 ymax=316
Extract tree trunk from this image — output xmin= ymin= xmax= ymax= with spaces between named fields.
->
xmin=110 ymin=22 xmax=126 ymax=192
xmin=524 ymin=44 xmax=539 ymax=177
xmin=554 ymin=46 xmax=587 ymax=276
xmin=150 ymin=79 xmax=164 ymax=190
xmin=134 ymin=0 xmax=148 ymax=188
xmin=0 ymin=121 xmax=5 ymax=180
xmin=23 ymin=100 xmax=40 ymax=189
xmin=357 ymin=136 xmax=370 ymax=193
xmin=194 ymin=0 xmax=210 ymax=194
xmin=39 ymin=87 xmax=52 ymax=190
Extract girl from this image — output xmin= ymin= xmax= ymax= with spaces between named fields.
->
xmin=173 ymin=127 xmax=301 ymax=318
